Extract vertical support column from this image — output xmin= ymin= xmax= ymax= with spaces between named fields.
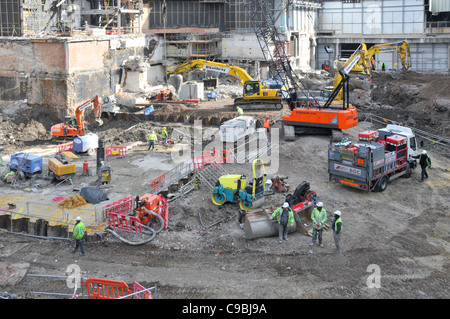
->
xmin=117 ymin=0 xmax=121 ymax=35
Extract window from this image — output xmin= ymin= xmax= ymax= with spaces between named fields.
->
xmin=410 ymin=137 xmax=417 ymax=151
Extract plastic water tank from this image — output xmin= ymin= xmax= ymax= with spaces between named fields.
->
xmin=73 ymin=133 xmax=99 ymax=153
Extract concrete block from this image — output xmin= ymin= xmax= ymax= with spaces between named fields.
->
xmin=179 ymin=82 xmax=204 ymax=100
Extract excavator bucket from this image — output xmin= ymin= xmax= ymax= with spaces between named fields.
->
xmin=243 ymin=208 xmax=296 ymax=239
xmin=242 ymin=201 xmax=314 ymax=239
xmin=291 ymin=201 xmax=315 ymax=236
xmin=95 ymin=118 xmax=104 ymax=127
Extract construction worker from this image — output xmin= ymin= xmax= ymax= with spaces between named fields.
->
xmin=332 ymin=210 xmax=342 ymax=253
xmin=2 ymin=171 xmax=15 ymax=183
xmin=413 ymin=150 xmax=431 ymax=182
xmin=310 ymin=201 xmax=327 ymax=247
xmin=381 ymin=62 xmax=386 ymax=72
xmin=264 ymin=115 xmax=271 ymax=134
xmin=236 ymin=106 xmax=243 ymax=116
xmin=271 ymin=202 xmax=294 ymax=244
xmin=72 ymin=216 xmax=86 ymax=255
xmin=161 ymin=127 xmax=168 ymax=145
xmin=148 ymin=131 xmax=157 ymax=151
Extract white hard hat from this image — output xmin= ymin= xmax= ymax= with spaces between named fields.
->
xmin=76 ymin=216 xmax=81 ymax=221
xmin=422 ymin=150 xmax=427 ymax=154
xmin=283 ymin=202 xmax=289 ymax=208
xmin=152 ymin=131 xmax=155 ymax=134
xmin=317 ymin=202 xmax=323 ymax=207
xmin=334 ymin=210 xmax=341 ymax=216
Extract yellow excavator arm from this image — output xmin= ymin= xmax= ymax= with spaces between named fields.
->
xmin=366 ymin=41 xmax=411 ymax=70
xmin=331 ymin=41 xmax=411 ymax=100
xmin=167 ymin=59 xmax=254 ymax=86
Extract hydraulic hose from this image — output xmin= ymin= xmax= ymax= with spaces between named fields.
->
xmin=105 ymin=210 xmax=165 ymax=246
xmin=106 ymin=225 xmax=156 ymax=246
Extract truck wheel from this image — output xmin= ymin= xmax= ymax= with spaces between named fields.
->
xmin=402 ymin=165 xmax=411 ymax=178
xmin=87 ymin=148 xmax=96 ymax=157
xmin=377 ymin=176 xmax=388 ymax=192
xmin=48 ymin=171 xmax=55 ymax=181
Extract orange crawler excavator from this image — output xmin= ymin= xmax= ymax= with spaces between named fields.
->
xmin=51 ymin=96 xmax=102 ymax=138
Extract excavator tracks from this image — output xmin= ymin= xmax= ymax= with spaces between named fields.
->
xmin=233 ymin=98 xmax=284 ymax=111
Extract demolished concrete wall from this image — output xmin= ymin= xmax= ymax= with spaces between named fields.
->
xmin=0 ymin=34 xmax=148 ymax=117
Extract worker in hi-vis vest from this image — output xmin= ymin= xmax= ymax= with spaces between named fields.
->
xmin=148 ymin=131 xmax=157 ymax=151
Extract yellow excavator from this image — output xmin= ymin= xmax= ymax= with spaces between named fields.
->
xmin=166 ymin=59 xmax=284 ymax=110
xmin=335 ymin=41 xmax=411 ymax=73
xmin=325 ymin=41 xmax=411 ymax=101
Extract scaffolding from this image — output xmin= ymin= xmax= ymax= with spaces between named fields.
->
xmin=0 ymin=0 xmax=21 ymax=36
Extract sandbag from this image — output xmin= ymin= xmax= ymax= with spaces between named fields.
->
xmin=80 ymin=187 xmax=109 ymax=204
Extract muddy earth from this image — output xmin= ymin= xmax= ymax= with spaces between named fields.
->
xmin=0 ymin=70 xmax=449 ymax=301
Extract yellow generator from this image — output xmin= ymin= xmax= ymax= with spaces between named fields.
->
xmin=48 ymin=151 xmax=78 ymax=181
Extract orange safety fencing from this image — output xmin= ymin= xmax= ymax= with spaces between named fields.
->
xmin=56 ymin=141 xmax=73 ymax=154
xmin=105 ymin=146 xmax=127 ymax=159
xmin=85 ymin=278 xmax=132 ymax=299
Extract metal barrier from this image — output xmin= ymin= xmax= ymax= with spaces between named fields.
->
xmin=151 ymin=160 xmax=194 ymax=194
xmin=26 ymin=274 xmax=87 ymax=298
xmin=105 ymin=146 xmax=127 ymax=160
xmin=25 ymin=274 xmax=156 ymax=299
xmin=0 ymin=204 xmax=101 ymax=239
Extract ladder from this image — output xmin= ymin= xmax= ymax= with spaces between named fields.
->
xmin=195 ymin=160 xmax=228 ymax=191
xmin=167 ymin=160 xmax=228 ymax=202
xmin=11 ymin=153 xmax=28 ymax=187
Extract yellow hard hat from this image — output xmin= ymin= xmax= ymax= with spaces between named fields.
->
xmin=163 ymin=127 xmax=166 ymax=129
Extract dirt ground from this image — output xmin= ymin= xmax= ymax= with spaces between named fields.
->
xmin=0 ymin=70 xmax=449 ymax=300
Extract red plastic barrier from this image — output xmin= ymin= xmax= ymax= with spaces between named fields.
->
xmin=133 ymin=281 xmax=153 ymax=299
xmin=56 ymin=141 xmax=73 ymax=154
xmin=202 ymin=149 xmax=231 ymax=163
xmin=192 ymin=156 xmax=206 ymax=170
xmin=85 ymin=278 xmax=131 ymax=299
xmin=105 ymin=146 xmax=127 ymax=159
xmin=157 ymin=195 xmax=169 ymax=229
xmin=102 ymin=196 xmax=134 ymax=216
xmin=151 ymin=173 xmax=166 ymax=192
xmin=108 ymin=212 xmax=142 ymax=234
